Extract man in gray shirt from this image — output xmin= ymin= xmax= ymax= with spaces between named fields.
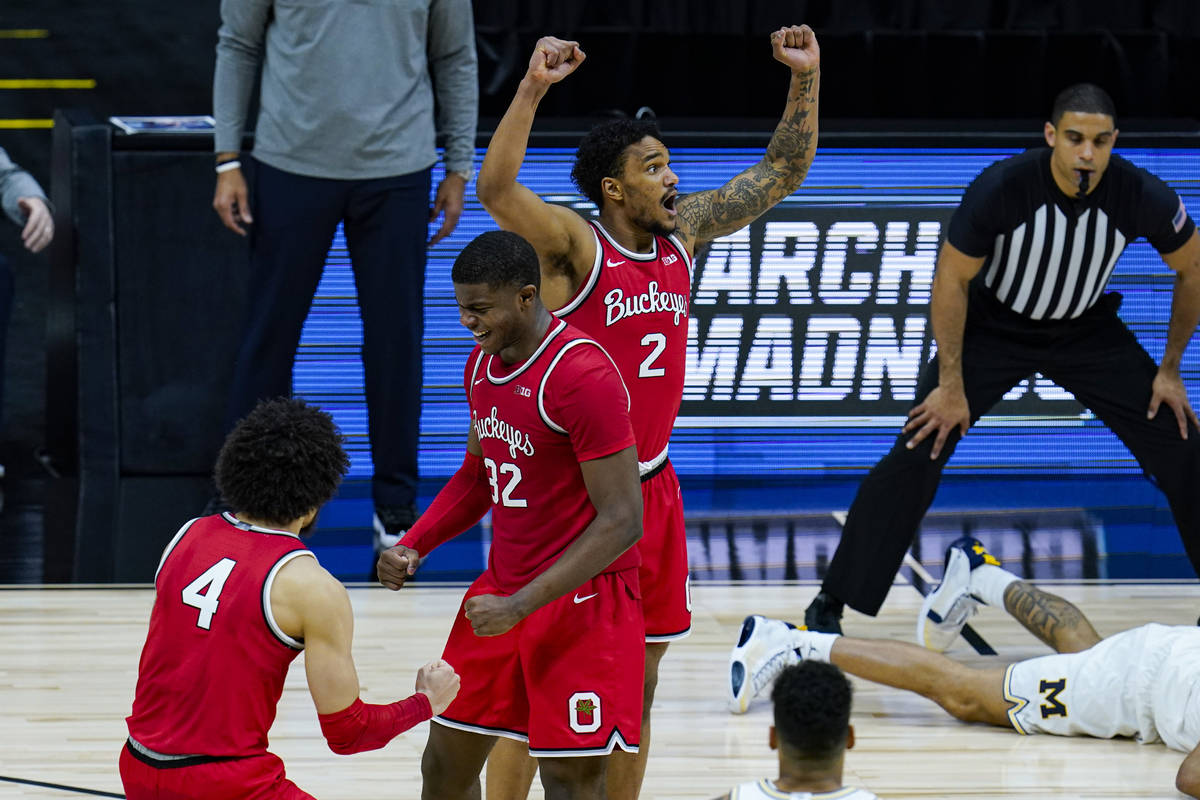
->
xmin=210 ymin=0 xmax=477 ymax=547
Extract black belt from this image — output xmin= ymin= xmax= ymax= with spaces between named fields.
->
xmin=125 ymin=739 xmax=240 ymax=770
xmin=640 ymin=457 xmax=669 ymax=483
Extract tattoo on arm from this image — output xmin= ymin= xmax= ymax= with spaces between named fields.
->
xmin=1002 ymin=581 xmax=1100 ymax=653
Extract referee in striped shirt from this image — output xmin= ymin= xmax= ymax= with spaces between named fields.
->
xmin=805 ymin=84 xmax=1200 ymax=632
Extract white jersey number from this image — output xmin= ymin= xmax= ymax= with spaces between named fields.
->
xmin=484 ymin=458 xmax=528 ymax=508
xmin=181 ymin=558 xmax=237 ymax=630
xmin=639 ymin=332 xmax=667 ymax=378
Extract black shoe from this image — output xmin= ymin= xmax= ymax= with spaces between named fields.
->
xmin=803 ymin=592 xmax=844 ymax=634
xmin=373 ymin=503 xmax=418 ymax=552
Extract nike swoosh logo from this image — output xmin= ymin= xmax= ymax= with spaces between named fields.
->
xmin=573 ymin=592 xmax=599 ymax=604
xmin=605 ymin=258 xmax=625 ymax=268
xmin=474 ymin=378 xmax=485 ymax=386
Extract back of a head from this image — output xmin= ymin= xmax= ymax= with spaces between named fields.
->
xmin=772 ymin=661 xmax=853 ymax=764
xmin=1050 ymin=83 xmax=1117 ymax=127
xmin=571 ymin=117 xmax=665 ymax=208
xmin=215 ymin=398 xmax=349 ymax=526
xmin=452 ymin=229 xmax=541 ymax=290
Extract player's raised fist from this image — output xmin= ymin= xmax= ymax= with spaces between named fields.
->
xmin=770 ymin=25 xmax=820 ymax=73
xmin=415 ymin=659 xmax=461 ymax=715
xmin=526 ymin=36 xmax=586 ymax=85
xmin=376 ymin=544 xmax=421 ymax=591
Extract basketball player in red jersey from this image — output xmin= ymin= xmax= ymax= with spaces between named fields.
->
xmin=376 ymin=230 xmax=645 ymax=799
xmin=121 ymin=399 xmax=460 ymax=799
xmin=474 ymin=26 xmax=820 ymax=799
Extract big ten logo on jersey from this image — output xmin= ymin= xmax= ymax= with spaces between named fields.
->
xmin=683 ymin=206 xmax=1085 ymax=421
xmin=568 ymin=691 xmax=602 ymax=733
xmin=514 ymin=384 xmax=532 ymax=398
xmin=1038 ymin=678 xmax=1068 ymax=719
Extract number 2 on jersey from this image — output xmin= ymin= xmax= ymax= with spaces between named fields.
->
xmin=639 ymin=332 xmax=667 ymax=378
xmin=483 ymin=457 xmax=528 ymax=508
xmin=181 ymin=558 xmax=237 ymax=630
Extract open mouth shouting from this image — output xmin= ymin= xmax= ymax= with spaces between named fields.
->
xmin=661 ymin=190 xmax=678 ymax=217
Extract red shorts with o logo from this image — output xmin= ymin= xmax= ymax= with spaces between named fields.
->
xmin=434 ymin=567 xmax=644 ymax=757
xmin=639 ymin=460 xmax=691 ymax=642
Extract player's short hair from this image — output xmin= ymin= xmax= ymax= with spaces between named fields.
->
xmin=772 ymin=661 xmax=852 ymax=762
xmin=215 ymin=398 xmax=349 ymax=526
xmin=1050 ymin=83 xmax=1117 ymax=127
xmin=451 ymin=230 xmax=541 ymax=290
xmin=571 ymin=118 xmax=665 ymax=207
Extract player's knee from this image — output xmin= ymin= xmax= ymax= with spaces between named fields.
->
xmin=539 ymin=756 xmax=605 ymax=796
xmin=421 ymin=742 xmax=471 ymax=798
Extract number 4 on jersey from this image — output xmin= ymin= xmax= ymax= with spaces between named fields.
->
xmin=181 ymin=558 xmax=237 ymax=630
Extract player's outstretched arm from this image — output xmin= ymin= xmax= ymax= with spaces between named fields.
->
xmin=272 ymin=556 xmax=460 ymax=753
xmin=1151 ymin=229 xmax=1200 ymax=439
xmin=477 ymin=36 xmax=595 ymax=287
xmin=463 ymin=445 xmax=643 ymax=637
xmin=674 ymin=25 xmax=820 ymax=251
xmin=1178 ymin=740 xmax=1200 ymax=798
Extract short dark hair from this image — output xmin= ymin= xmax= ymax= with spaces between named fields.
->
xmin=1050 ymin=83 xmax=1117 ymax=127
xmin=571 ymin=118 xmax=665 ymax=207
xmin=215 ymin=398 xmax=349 ymax=526
xmin=772 ymin=661 xmax=853 ymax=762
xmin=451 ymin=230 xmax=541 ymax=290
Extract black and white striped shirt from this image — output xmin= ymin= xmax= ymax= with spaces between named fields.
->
xmin=948 ymin=149 xmax=1194 ymax=320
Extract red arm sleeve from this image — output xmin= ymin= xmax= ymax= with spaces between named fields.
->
xmin=316 ymin=694 xmax=433 ymax=755
xmin=398 ymin=451 xmax=492 ymax=555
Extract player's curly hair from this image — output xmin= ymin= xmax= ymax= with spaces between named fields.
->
xmin=452 ymin=230 xmax=541 ymax=290
xmin=1051 ymin=83 xmax=1117 ymax=127
xmin=215 ymin=398 xmax=349 ymax=526
xmin=772 ymin=661 xmax=853 ymax=762
xmin=571 ymin=118 xmax=665 ymax=208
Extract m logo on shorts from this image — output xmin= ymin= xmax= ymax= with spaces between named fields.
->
xmin=1038 ymin=678 xmax=1067 ymax=719
xmin=568 ymin=691 xmax=602 ymax=733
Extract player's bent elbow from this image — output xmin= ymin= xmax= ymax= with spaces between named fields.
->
xmin=475 ymin=173 xmax=505 ymax=209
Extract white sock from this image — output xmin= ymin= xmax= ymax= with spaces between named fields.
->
xmin=969 ymin=564 xmax=1019 ymax=608
xmin=790 ymin=629 xmax=840 ymax=663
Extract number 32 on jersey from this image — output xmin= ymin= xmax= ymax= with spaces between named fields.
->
xmin=483 ymin=458 xmax=527 ymax=508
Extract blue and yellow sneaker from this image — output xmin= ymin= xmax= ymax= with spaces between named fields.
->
xmin=917 ymin=536 xmax=1001 ymax=652
xmin=728 ymin=615 xmax=800 ymax=714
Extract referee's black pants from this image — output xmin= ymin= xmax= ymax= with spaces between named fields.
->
xmin=823 ymin=286 xmax=1200 ymax=615
xmin=224 ymin=159 xmax=432 ymax=510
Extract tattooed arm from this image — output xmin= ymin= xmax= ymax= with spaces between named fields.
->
xmin=1002 ymin=581 xmax=1102 ymax=654
xmin=674 ymin=25 xmax=820 ymax=252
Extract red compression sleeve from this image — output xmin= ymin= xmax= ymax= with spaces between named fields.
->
xmin=398 ymin=451 xmax=491 ymax=555
xmin=317 ymin=694 xmax=433 ymax=755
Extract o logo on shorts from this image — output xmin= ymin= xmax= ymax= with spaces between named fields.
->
xmin=568 ymin=691 xmax=602 ymax=733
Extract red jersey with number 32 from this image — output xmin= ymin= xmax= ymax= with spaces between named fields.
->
xmin=126 ymin=513 xmax=313 ymax=757
xmin=466 ymin=319 xmax=638 ymax=594
xmin=556 ymin=222 xmax=692 ymax=468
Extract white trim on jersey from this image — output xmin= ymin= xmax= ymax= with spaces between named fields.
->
xmin=537 ymin=338 xmax=631 ymax=434
xmin=262 ymin=549 xmax=318 ymax=650
xmin=486 ymin=319 xmax=567 ymax=385
xmin=556 ymin=226 xmax=605 ymax=317
xmin=467 ymin=349 xmax=486 ymax=402
xmin=432 ymin=715 xmax=530 ymax=743
xmin=638 ymin=443 xmax=670 ymax=477
xmin=527 ymin=726 xmax=638 ymax=758
xmin=594 ymin=220 xmax=658 ymax=261
xmin=666 ymin=232 xmax=694 ymax=278
xmin=155 ymin=518 xmax=200 ymax=586
xmin=645 ymin=626 xmax=691 ymax=643
xmin=219 ymin=511 xmax=301 ymax=539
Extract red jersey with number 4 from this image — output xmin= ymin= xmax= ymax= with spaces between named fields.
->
xmin=556 ymin=221 xmax=692 ymax=469
xmin=466 ymin=319 xmax=638 ymax=594
xmin=126 ymin=513 xmax=313 ymax=757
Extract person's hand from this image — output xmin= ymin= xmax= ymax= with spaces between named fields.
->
xmin=463 ymin=593 xmax=525 ymax=637
xmin=414 ymin=659 xmax=460 ymax=715
xmin=525 ymin=36 xmax=586 ymax=87
xmin=17 ymin=197 xmax=53 ymax=253
xmin=212 ymin=167 xmax=252 ymax=235
xmin=1149 ymin=367 xmax=1199 ymax=440
xmin=428 ymin=173 xmax=466 ymax=246
xmin=903 ymin=384 xmax=970 ymax=460
xmin=770 ymin=25 xmax=820 ymax=74
xmin=377 ymin=545 xmax=421 ymax=590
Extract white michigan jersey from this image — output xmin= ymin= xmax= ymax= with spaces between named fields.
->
xmin=728 ymin=780 xmax=878 ymax=800
xmin=1004 ymin=623 xmax=1200 ymax=751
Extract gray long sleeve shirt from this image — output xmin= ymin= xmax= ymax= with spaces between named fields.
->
xmin=0 ymin=147 xmax=49 ymax=226
xmin=214 ymin=0 xmax=477 ymax=180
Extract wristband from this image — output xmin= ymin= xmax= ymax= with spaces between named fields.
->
xmin=215 ymin=160 xmax=242 ymax=174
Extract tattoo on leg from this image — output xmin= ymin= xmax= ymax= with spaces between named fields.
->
xmin=1003 ymin=581 xmax=1100 ymax=653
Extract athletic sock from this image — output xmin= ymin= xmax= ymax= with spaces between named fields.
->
xmin=969 ymin=564 xmax=1019 ymax=608
xmin=790 ymin=630 xmax=840 ymax=663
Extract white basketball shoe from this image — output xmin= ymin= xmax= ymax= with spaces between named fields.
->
xmin=917 ymin=536 xmax=1001 ymax=651
xmin=728 ymin=615 xmax=800 ymax=714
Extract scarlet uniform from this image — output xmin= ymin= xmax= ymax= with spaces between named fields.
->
xmin=120 ymin=513 xmax=317 ymax=800
xmin=557 ymin=220 xmax=693 ymax=640
xmin=436 ymin=319 xmax=646 ymax=756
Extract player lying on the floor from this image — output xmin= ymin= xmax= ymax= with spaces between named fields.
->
xmin=713 ymin=661 xmax=878 ymax=800
xmin=728 ymin=536 xmax=1200 ymax=799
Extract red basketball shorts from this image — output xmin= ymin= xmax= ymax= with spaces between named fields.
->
xmin=639 ymin=461 xmax=691 ymax=641
xmin=435 ymin=567 xmax=645 ymax=757
xmin=119 ymin=743 xmax=314 ymax=799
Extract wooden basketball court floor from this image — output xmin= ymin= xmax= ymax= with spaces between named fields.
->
xmin=2 ymin=579 xmax=1197 ymax=799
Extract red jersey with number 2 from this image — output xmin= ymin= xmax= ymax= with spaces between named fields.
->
xmin=556 ymin=221 xmax=692 ymax=467
xmin=466 ymin=319 xmax=638 ymax=594
xmin=126 ymin=513 xmax=313 ymax=757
